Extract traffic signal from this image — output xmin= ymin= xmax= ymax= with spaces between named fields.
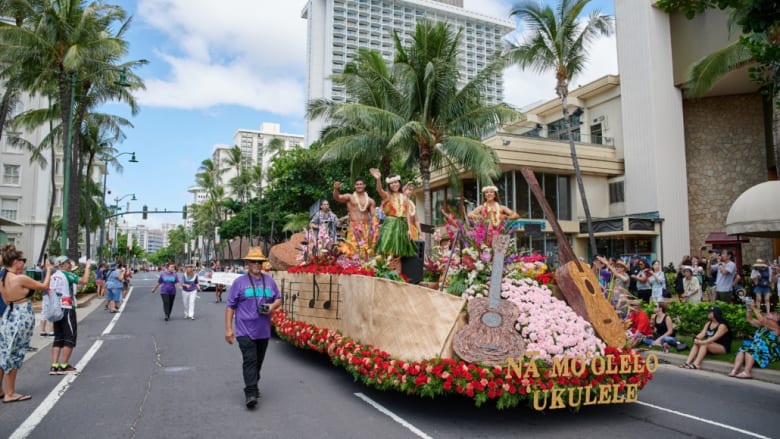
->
xmin=182 ymin=205 xmax=187 ymax=219
xmin=142 ymin=205 xmax=148 ymax=220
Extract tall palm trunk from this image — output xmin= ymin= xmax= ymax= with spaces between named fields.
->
xmin=39 ymin=140 xmax=58 ymax=262
xmin=84 ymin=152 xmax=96 ymax=258
xmin=559 ymin=84 xmax=597 ymax=255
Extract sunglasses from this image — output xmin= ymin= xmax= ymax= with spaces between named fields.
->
xmin=18 ymin=258 xmax=27 ymax=263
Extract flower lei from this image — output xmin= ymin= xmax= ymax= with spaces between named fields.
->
xmin=353 ymin=191 xmax=369 ymax=212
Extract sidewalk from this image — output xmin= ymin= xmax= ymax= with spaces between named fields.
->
xmin=25 ymin=292 xmax=105 ymax=364
xmin=645 ymin=350 xmax=780 ymax=385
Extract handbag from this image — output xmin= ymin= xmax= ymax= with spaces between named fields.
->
xmin=662 ymin=288 xmax=672 ymax=299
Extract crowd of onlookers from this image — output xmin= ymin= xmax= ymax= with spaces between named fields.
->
xmin=595 ymin=250 xmax=780 ymax=378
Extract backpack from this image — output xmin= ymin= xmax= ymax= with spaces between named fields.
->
xmin=42 ymin=290 xmax=64 ymax=322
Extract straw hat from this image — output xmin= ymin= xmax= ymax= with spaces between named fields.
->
xmin=615 ymin=259 xmax=629 ymax=269
xmin=753 ymin=258 xmax=768 ymax=268
xmin=681 ymin=265 xmax=694 ymax=273
xmin=627 ymin=299 xmax=643 ymax=307
xmin=242 ymin=247 xmax=268 ymax=261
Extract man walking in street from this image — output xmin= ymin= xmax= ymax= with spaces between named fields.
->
xmin=49 ymin=256 xmax=91 ymax=375
xmin=224 ymin=247 xmax=282 ymax=409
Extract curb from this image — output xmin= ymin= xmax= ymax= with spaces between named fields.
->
xmin=643 ymin=350 xmax=780 ymax=385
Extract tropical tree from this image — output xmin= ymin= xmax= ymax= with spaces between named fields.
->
xmin=0 ymin=0 xmax=146 ymax=259
xmin=506 ymin=0 xmax=614 ymax=255
xmin=310 ymin=20 xmax=520 ymax=253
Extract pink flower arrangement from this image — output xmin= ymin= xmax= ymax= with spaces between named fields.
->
xmin=502 ymin=278 xmax=606 ymax=362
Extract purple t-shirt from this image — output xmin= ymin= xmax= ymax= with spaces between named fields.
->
xmin=227 ymin=273 xmax=281 ymax=340
xmin=158 ymin=271 xmax=179 ymax=295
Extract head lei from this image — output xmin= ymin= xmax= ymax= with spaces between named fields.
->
xmin=385 ymin=175 xmax=401 ymax=184
xmin=481 ymin=185 xmax=498 ymax=194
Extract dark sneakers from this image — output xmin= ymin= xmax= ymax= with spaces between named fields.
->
xmin=58 ymin=364 xmax=77 ymax=374
xmin=49 ymin=365 xmax=60 ymax=375
xmin=245 ymin=395 xmax=258 ymax=409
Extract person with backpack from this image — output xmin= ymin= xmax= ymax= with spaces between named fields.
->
xmin=48 ymin=256 xmax=91 ymax=375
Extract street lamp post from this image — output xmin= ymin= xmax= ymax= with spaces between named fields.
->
xmin=98 ymin=152 xmax=138 ymax=264
xmin=61 ymin=68 xmax=132 ymax=258
xmin=108 ymin=193 xmax=136 ymax=261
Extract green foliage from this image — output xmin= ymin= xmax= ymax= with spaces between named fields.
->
xmin=647 ymin=301 xmax=754 ymax=337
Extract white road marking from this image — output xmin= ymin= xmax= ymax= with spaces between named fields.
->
xmin=636 ymin=400 xmax=771 ymax=439
xmin=354 ymin=392 xmax=433 ymax=439
xmin=9 ymin=287 xmax=134 ymax=439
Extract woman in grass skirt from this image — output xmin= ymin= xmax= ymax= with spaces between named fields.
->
xmin=369 ymin=168 xmax=416 ymax=258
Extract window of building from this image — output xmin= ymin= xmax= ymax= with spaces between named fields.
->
xmin=609 ymin=181 xmax=625 ymax=204
xmin=2 ymin=164 xmax=20 ymax=185
xmin=0 ymin=197 xmax=19 ymax=221
xmin=590 ymin=123 xmax=603 ymax=144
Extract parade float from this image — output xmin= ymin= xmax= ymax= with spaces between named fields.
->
xmin=270 ymin=170 xmax=655 ymax=410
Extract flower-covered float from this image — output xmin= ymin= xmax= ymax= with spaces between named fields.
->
xmin=273 ymin=190 xmax=655 ymax=410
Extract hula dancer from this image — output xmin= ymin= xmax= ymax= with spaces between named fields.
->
xmin=467 ymin=185 xmax=519 ymax=227
xmin=369 ymin=168 xmax=416 ymax=258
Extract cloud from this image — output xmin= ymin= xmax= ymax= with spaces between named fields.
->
xmin=502 ymin=33 xmax=617 ymax=107
xmin=133 ymin=0 xmax=616 ymax=115
xmin=134 ymin=0 xmax=307 ymax=113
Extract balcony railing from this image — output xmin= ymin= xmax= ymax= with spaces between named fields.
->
xmin=497 ymin=130 xmax=616 ymax=148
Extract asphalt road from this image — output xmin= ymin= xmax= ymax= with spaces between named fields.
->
xmin=1 ymin=271 xmax=778 ymax=439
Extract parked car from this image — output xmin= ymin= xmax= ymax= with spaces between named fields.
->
xmin=197 ymin=269 xmax=215 ymax=291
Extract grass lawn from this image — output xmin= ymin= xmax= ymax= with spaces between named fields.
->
xmin=643 ymin=335 xmax=780 ymax=372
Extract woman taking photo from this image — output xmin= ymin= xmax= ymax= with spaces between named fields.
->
xmin=681 ymin=306 xmax=732 ymax=369
xmin=0 ymin=245 xmax=53 ymax=402
xmin=728 ymin=301 xmax=780 ymax=379
xmin=648 ymin=260 xmax=666 ymax=303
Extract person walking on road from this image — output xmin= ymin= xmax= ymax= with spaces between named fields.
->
xmin=152 ymin=263 xmax=180 ymax=321
xmin=224 ymin=247 xmax=281 ymax=409
xmin=181 ymin=264 xmax=199 ymax=320
xmin=48 ymin=256 xmax=91 ymax=375
xmin=105 ymin=263 xmax=125 ymax=313
xmin=0 ymin=244 xmax=53 ymax=402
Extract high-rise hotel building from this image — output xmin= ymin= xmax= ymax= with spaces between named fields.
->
xmin=302 ymin=0 xmax=514 ymax=144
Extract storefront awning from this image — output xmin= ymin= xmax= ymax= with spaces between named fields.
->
xmin=726 ymin=180 xmax=780 ymax=238
xmin=704 ymin=232 xmax=750 ymax=245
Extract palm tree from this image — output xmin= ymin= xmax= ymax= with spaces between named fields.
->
xmin=310 ymin=21 xmax=520 ymax=253
xmin=507 ymin=0 xmax=613 ymax=255
xmin=0 ymin=0 xmax=146 ymax=259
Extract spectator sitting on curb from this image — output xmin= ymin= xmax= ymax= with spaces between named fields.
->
xmin=680 ymin=306 xmax=732 ymax=370
xmin=625 ymin=300 xmax=652 ymax=348
xmin=728 ymin=301 xmax=780 ymax=379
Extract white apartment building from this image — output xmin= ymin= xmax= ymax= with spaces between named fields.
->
xmin=0 ymin=91 xmax=55 ymax=262
xmin=302 ymin=0 xmax=514 ymax=144
xmin=231 ymin=122 xmax=304 ymax=185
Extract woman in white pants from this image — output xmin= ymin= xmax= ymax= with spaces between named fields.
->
xmin=181 ymin=264 xmax=199 ymax=320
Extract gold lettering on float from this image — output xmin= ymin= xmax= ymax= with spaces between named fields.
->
xmin=550 ymin=387 xmax=566 ymax=409
xmin=605 ymin=354 xmax=618 ymax=375
xmin=571 ymin=356 xmax=586 ymax=376
xmin=550 ymin=357 xmax=571 ymax=378
xmin=583 ymin=385 xmax=598 ymax=406
xmin=533 ymin=390 xmax=548 ymax=410
xmin=525 ymin=359 xmax=540 ymax=378
xmin=625 ymin=384 xmax=639 ymax=402
xmin=568 ymin=387 xmax=583 ymax=407
xmin=506 ymin=357 xmax=524 ymax=378
xmin=598 ymin=383 xmax=612 ymax=404
xmin=591 ymin=356 xmax=605 ymax=375
xmin=633 ymin=354 xmax=643 ymax=373
xmin=610 ymin=384 xmax=624 ymax=403
xmin=619 ymin=354 xmax=632 ymax=374
xmin=645 ymin=353 xmax=659 ymax=373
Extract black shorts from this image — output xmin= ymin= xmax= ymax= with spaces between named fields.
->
xmin=53 ymin=308 xmax=77 ymax=348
